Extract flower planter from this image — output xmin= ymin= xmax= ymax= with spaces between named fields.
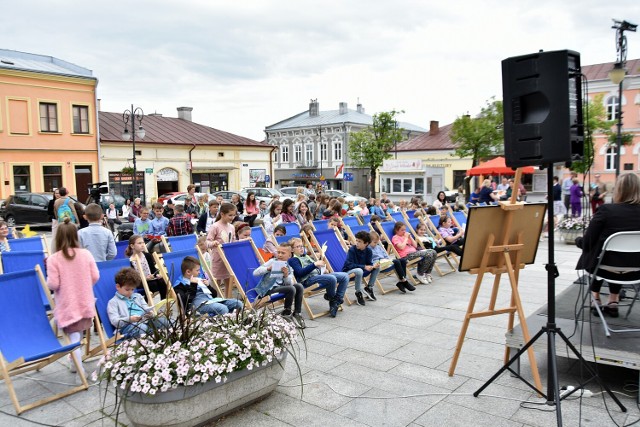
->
xmin=560 ymin=229 xmax=582 ymax=245
xmin=123 ymin=354 xmax=286 ymax=427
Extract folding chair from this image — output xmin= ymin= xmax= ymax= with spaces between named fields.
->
xmin=114 ymin=240 xmax=129 ymax=260
xmin=423 ymin=215 xmax=458 ymax=275
xmin=282 ymin=222 xmax=300 ymax=235
xmin=376 ymin=221 xmax=422 ymax=287
xmin=405 ymin=209 xmax=417 ymax=220
xmin=85 ymin=259 xmax=132 ymax=360
xmin=216 ymin=240 xmax=285 ymax=310
xmin=152 ymin=249 xmax=200 ymax=315
xmin=312 ymin=219 xmax=329 ymax=231
xmin=0 ymin=270 xmax=88 ymax=414
xmin=359 ymin=214 xmax=372 ymax=224
xmin=0 ymin=251 xmax=53 ymax=309
xmin=162 ymin=234 xmax=198 ymax=252
xmin=344 ymin=224 xmax=371 ymax=245
xmin=452 ymin=211 xmax=467 ymax=230
xmin=250 ymin=225 xmax=268 ymax=248
xmin=389 ymin=211 xmax=406 ymax=225
xmin=587 ymin=231 xmax=640 ymax=336
xmin=3 ymin=235 xmax=48 ymax=253
xmin=342 ymin=216 xmax=361 ymax=229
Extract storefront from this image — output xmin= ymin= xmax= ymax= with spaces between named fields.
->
xmin=192 ymin=171 xmax=229 ymax=193
xmin=379 ymin=159 xmax=445 ymax=202
xmin=156 ymin=167 xmax=179 ymax=196
xmin=108 ymin=171 xmax=145 ymax=201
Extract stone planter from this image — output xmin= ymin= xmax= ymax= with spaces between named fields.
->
xmin=123 ymin=354 xmax=287 ymax=427
xmin=560 ymin=229 xmax=583 ymax=245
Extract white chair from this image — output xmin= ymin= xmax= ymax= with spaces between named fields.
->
xmin=589 ymin=231 xmax=640 ymax=337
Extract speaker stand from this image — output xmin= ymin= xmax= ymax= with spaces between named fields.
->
xmin=473 ymin=165 xmax=626 ymax=426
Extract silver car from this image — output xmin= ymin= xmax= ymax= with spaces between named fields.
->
xmin=323 ymin=189 xmax=367 ymax=204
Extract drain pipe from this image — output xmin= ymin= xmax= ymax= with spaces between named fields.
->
xmin=188 ymin=144 xmax=196 ymax=185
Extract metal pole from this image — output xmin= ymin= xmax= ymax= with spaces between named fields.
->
xmin=615 ymin=81 xmax=623 ymax=178
xmin=131 ymin=104 xmax=137 ymax=200
xmin=318 ymin=125 xmax=323 ymax=186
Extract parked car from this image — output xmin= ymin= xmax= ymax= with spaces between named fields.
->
xmin=210 ymin=191 xmax=245 ymax=204
xmin=239 ymin=187 xmax=291 ymax=204
xmin=278 ymin=187 xmax=299 ymax=198
xmin=0 ymin=193 xmax=82 ymax=227
xmin=157 ymin=192 xmax=185 ymax=205
xmin=323 ymin=189 xmax=367 ymax=204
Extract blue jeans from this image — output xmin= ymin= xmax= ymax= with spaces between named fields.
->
xmin=344 ymin=267 xmax=381 ymax=292
xmin=120 ymin=317 xmax=170 ymax=338
xmin=304 ymin=272 xmax=348 ymax=302
xmin=192 ymin=296 xmax=244 ymax=316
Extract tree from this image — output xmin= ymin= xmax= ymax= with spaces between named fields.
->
xmin=450 ymin=98 xmax=504 ymax=201
xmin=348 ymin=110 xmax=404 ymax=198
xmin=450 ymin=98 xmax=504 ymax=168
xmin=571 ymin=94 xmax=613 ymax=174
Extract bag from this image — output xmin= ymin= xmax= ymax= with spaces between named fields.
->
xmin=591 ymin=187 xmax=600 ymax=202
xmin=57 ymin=198 xmax=76 ymax=223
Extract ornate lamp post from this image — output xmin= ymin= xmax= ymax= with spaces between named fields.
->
xmin=609 ymin=19 xmax=636 ymax=178
xmin=121 ymin=105 xmax=146 ymax=199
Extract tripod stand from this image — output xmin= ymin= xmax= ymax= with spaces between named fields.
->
xmin=473 ymin=165 xmax=626 ymax=426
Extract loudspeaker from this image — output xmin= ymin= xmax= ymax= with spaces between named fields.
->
xmin=502 ymin=50 xmax=583 ymax=168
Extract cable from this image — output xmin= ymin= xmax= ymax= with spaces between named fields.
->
xmin=0 ymin=409 xmax=62 ymax=427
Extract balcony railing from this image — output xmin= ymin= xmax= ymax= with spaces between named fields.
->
xmin=295 ymin=161 xmax=318 ymax=169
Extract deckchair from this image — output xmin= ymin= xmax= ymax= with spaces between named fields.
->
xmin=216 ymin=240 xmax=285 ymax=310
xmin=407 ymin=217 xmax=457 ymax=277
xmin=0 ymin=250 xmax=52 ymax=308
xmin=405 ymin=209 xmax=417 ymax=219
xmin=452 ymin=211 xmax=468 ymax=230
xmin=389 ymin=211 xmax=406 ymax=225
xmin=312 ymin=219 xmax=329 ymax=231
xmin=162 ymin=234 xmax=198 ymax=252
xmin=250 ymin=225 xmax=268 ymax=249
xmin=152 ymin=249 xmax=202 ymax=315
xmin=114 ymin=240 xmax=129 ymax=260
xmin=344 ymin=224 xmax=371 ymax=244
xmin=195 ymin=245 xmax=225 ymax=298
xmin=342 ymin=216 xmax=361 ymax=229
xmin=359 ymin=214 xmax=372 ymax=224
xmin=282 ymin=222 xmax=300 ymax=235
xmin=376 ymin=220 xmax=422 ymax=287
xmin=422 ymin=215 xmax=458 ymax=275
xmin=0 ymin=269 xmax=88 ymax=414
xmin=85 ymin=258 xmax=132 ymax=360
xmin=3 ymin=235 xmax=48 ymax=253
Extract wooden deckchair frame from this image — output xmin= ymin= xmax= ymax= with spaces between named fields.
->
xmin=422 ymin=215 xmax=459 ymax=275
xmin=374 ymin=222 xmax=422 ymax=287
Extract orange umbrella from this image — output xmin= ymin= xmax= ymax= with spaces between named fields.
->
xmin=466 ymin=156 xmax=535 ymax=176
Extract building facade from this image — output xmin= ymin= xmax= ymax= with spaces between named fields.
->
xmin=0 ymin=49 xmax=98 ymax=200
xmin=581 ymin=59 xmax=640 ymax=182
xmin=99 ymin=107 xmax=273 ymax=203
xmin=265 ymin=100 xmax=426 ymax=197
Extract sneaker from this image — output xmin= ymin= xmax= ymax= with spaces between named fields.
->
xmin=281 ymin=308 xmax=293 ymax=318
xmin=324 ymin=293 xmax=331 ymax=301
xmin=603 ymin=303 xmax=619 ymax=318
xmin=396 ymin=281 xmax=407 ymax=293
xmin=329 ymin=300 xmax=339 ymax=317
xmin=416 ymin=275 xmax=429 ymax=285
xmin=425 ymin=274 xmax=433 ymax=284
xmin=355 ymin=291 xmax=366 ymax=306
xmin=404 ymin=281 xmax=416 ymax=292
xmin=366 ymin=285 xmax=377 ymax=301
xmin=362 ymin=286 xmax=375 ymax=301
xmin=293 ymin=313 xmax=306 ymax=329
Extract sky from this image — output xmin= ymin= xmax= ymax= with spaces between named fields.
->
xmin=3 ymin=0 xmax=640 ymax=141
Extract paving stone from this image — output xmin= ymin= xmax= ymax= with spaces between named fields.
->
xmin=388 ymin=362 xmax=469 ymax=391
xmin=386 ymin=341 xmax=452 ymax=369
xmin=414 ymin=400 xmax=525 ymax=427
xmin=313 ymin=327 xmax=408 ymax=356
xmin=333 ymin=348 xmax=404 ymax=372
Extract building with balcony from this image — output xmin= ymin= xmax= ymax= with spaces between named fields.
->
xmin=265 ymin=100 xmax=426 ymax=196
xmin=0 ymin=49 xmax=98 ymax=200
xmin=99 ymin=107 xmax=273 ymax=203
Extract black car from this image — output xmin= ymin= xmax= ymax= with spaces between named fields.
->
xmin=0 ymin=193 xmax=53 ymax=227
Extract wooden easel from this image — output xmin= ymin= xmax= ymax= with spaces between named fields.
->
xmin=448 ymin=169 xmax=543 ymax=393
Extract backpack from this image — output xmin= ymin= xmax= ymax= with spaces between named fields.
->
xmin=57 ymin=198 xmax=76 ymax=223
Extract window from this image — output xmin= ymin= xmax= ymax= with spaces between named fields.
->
xmin=280 ymin=145 xmax=289 ymax=163
xmin=415 ymin=178 xmax=424 ymax=194
xmin=321 ymin=143 xmax=328 ymax=162
xmin=30 ymin=194 xmax=48 ymax=208
xmin=305 ymin=142 xmax=314 ymax=164
xmin=333 ymin=140 xmax=343 ymax=161
xmin=13 ymin=165 xmax=31 ymax=192
xmin=72 ymin=105 xmax=89 ymax=133
xmin=294 ymin=144 xmax=302 ymax=163
xmin=39 ymin=102 xmax=58 ymax=132
xmin=43 ymin=166 xmax=62 ymax=192
xmin=382 ymin=176 xmax=421 ymax=195
xmin=605 ymin=147 xmax=616 ymax=170
xmin=606 ymin=96 xmax=618 ymax=121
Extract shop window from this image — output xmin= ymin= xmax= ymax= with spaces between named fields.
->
xmin=43 ymin=165 xmax=62 ymax=192
xmin=13 ymin=165 xmax=31 ymax=192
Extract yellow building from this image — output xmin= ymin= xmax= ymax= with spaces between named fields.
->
xmin=99 ymin=107 xmax=274 ymax=203
xmin=0 ymin=49 xmax=98 ymax=200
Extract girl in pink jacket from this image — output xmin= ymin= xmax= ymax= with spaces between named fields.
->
xmin=47 ymin=217 xmax=99 ymax=374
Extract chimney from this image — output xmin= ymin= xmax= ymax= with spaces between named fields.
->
xmin=177 ymin=106 xmax=193 ymax=121
xmin=309 ymin=99 xmax=319 ymax=117
xmin=429 ymin=120 xmax=439 ymax=136
xmin=356 ymin=103 xmax=364 ymax=114
xmin=339 ymin=102 xmax=348 ymax=115
xmin=97 ymin=98 xmax=101 ymax=111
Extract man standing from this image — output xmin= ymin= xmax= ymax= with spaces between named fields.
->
xmin=562 ymin=172 xmax=577 ymax=217
xmin=53 ymin=187 xmax=79 ymax=224
xmin=590 ymin=173 xmax=607 ymax=214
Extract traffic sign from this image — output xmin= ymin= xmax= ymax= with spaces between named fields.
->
xmin=145 ymin=168 xmax=153 ymax=174
xmin=265 ymin=175 xmax=271 ymax=183
xmin=343 ymin=172 xmax=354 ymax=182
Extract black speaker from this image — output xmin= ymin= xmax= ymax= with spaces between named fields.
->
xmin=502 ymin=50 xmax=583 ymax=168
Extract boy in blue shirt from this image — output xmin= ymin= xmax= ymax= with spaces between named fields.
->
xmin=133 ymin=207 xmax=152 ymax=237
xmin=149 ymin=203 xmax=169 ymax=251
xmin=342 ymin=230 xmax=380 ymax=306
xmin=173 ymin=256 xmax=243 ymax=316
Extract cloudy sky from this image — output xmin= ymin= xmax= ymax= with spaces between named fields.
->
xmin=3 ymin=0 xmax=639 ymax=140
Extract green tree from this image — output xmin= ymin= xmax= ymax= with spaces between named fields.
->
xmin=348 ymin=110 xmax=404 ymax=198
xmin=450 ymin=98 xmax=504 ymax=168
xmin=571 ymin=94 xmax=613 ymax=174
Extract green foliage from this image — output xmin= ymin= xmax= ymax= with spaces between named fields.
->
xmin=348 ymin=110 xmax=405 ymax=197
xmin=571 ymin=94 xmax=613 ymax=174
xmin=450 ymin=98 xmax=504 ymax=167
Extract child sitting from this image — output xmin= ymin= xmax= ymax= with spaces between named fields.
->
xmin=342 ymin=231 xmax=380 ymax=305
xmin=263 ymin=224 xmax=286 ymax=258
xmin=253 ymin=242 xmax=305 ymax=328
xmin=197 ymin=236 xmax=212 ymax=275
xmin=173 ymin=256 xmax=243 ymax=316
xmin=107 ymin=267 xmax=169 ymax=338
xmin=369 ymin=231 xmax=415 ymax=293
xmin=167 ymin=204 xmax=193 ymax=236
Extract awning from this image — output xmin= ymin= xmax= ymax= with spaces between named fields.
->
xmin=192 ymin=167 xmax=237 ymax=172
xmin=466 ymin=157 xmax=534 ymax=176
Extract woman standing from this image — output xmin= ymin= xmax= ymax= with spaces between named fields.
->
xmin=577 ymin=173 xmax=640 ymax=317
xmin=122 ymin=198 xmax=132 ymax=221
xmin=46 ymin=218 xmax=99 ymax=374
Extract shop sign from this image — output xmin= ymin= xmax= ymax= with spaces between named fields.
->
xmin=157 ymin=168 xmax=179 ymax=182
xmin=382 ymin=159 xmax=423 ymax=171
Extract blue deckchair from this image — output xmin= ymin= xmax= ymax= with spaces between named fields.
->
xmin=359 ymin=214 xmax=372 ymax=224
xmin=216 ymin=240 xmax=284 ymax=308
xmin=0 ymin=269 xmax=88 ymax=414
xmin=282 ymin=222 xmax=300 ymax=235
xmin=377 ymin=220 xmax=422 ymax=287
xmin=162 ymin=234 xmax=197 ymax=252
xmin=344 ymin=224 xmax=371 ymax=244
xmin=312 ymin=219 xmax=329 ymax=231
xmin=0 ymin=250 xmax=51 ymax=308
xmin=342 ymin=216 xmax=361 ymax=229
xmin=452 ymin=211 xmax=467 ymax=231
xmin=405 ymin=209 xmax=417 ymax=219
xmin=250 ymin=225 xmax=268 ymax=249
xmin=114 ymin=240 xmax=129 ymax=260
xmin=4 ymin=236 xmax=47 ymax=253
xmin=87 ymin=258 xmax=133 ymax=360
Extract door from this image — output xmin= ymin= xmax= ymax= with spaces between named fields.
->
xmin=75 ymin=165 xmax=93 ymax=202
xmin=29 ymin=194 xmax=50 ymax=223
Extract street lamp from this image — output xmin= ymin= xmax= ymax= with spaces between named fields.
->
xmin=317 ymin=125 xmax=323 ymax=185
xmin=121 ymin=105 xmax=146 ymax=200
xmin=609 ymin=19 xmax=637 ymax=178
